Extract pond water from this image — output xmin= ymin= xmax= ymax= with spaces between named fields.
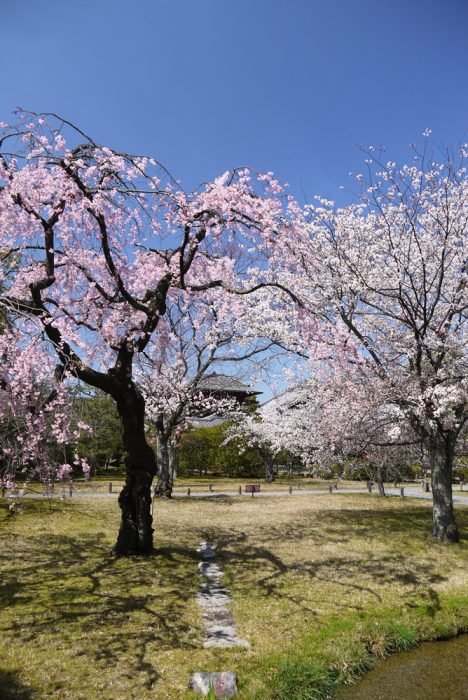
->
xmin=335 ymin=634 xmax=468 ymax=700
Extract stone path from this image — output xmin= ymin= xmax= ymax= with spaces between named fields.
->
xmin=196 ymin=540 xmax=249 ymax=649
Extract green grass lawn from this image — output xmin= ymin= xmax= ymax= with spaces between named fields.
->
xmin=0 ymin=494 xmax=466 ymax=699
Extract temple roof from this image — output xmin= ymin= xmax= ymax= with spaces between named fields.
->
xmin=197 ymin=372 xmax=261 ymax=395
xmin=185 ymin=414 xmax=229 ymax=429
xmin=261 ymin=385 xmax=308 ymax=415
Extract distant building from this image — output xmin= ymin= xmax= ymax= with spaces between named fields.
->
xmin=260 ymin=384 xmax=308 ymax=418
xmin=187 ymin=373 xmax=261 ymax=429
xmin=197 ymin=372 xmax=261 ymax=402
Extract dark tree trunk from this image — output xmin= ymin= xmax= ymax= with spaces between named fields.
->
xmin=264 ymin=451 xmax=276 ymax=483
xmin=376 ymin=467 xmax=385 ymax=497
xmin=154 ymin=433 xmax=173 ymax=499
xmin=169 ymin=438 xmax=178 ymax=481
xmin=114 ymin=387 xmax=157 ymax=555
xmin=376 ymin=479 xmax=386 ymax=497
xmin=427 ymin=432 xmax=459 ymax=543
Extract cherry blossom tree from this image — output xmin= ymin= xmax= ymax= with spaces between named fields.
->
xmin=0 ymin=329 xmax=90 ymax=508
xmin=0 ymin=111 xmax=292 ymax=554
xmin=227 ymin=386 xmax=306 ymax=482
xmin=140 ymin=292 xmax=273 ymax=497
xmin=274 ymin=136 xmax=467 ymax=541
xmin=270 ymin=371 xmax=419 ymax=494
xmin=226 ymin=416 xmax=278 ymax=483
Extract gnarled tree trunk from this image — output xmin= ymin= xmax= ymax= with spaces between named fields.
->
xmin=427 ymin=432 xmax=459 ymax=543
xmin=114 ymin=386 xmax=157 ymax=555
xmin=154 ymin=432 xmax=173 ymax=498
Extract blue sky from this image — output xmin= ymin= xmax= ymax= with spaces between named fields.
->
xmin=2 ymin=0 xmax=467 ymax=204
xmin=2 ymin=0 xmax=467 ymax=397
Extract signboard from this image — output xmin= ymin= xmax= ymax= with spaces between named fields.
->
xmin=245 ymin=484 xmax=260 ymax=493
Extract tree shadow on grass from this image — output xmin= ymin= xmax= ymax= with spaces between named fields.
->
xmin=219 ymin=541 xmax=447 ymax=613
xmin=267 ymin=503 xmax=466 ymax=547
xmin=0 ymin=671 xmax=34 ymax=700
xmin=206 ymin=505 xmax=464 ymax=619
xmin=0 ymin=500 xmax=464 ymax=694
xmin=320 ymin=505 xmax=436 ymax=541
xmin=208 ymin=499 xmax=465 ymax=549
xmin=0 ymin=534 xmax=204 ymax=693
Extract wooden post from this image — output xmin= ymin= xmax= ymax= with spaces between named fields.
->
xmin=187 ymin=488 xmax=191 ymax=497
xmin=238 ymin=485 xmax=242 ymax=495
xmin=328 ymin=484 xmax=333 ymax=493
xmin=69 ymin=483 xmax=73 ymax=498
xmin=108 ymin=482 xmax=113 ymax=493
xmin=209 ymin=484 xmax=213 ymax=492
xmin=425 ymin=481 xmax=430 ymax=493
xmin=367 ymin=481 xmax=372 ymax=493
xmin=289 ymin=486 xmax=292 ymax=495
xmin=400 ymin=487 xmax=405 ymax=497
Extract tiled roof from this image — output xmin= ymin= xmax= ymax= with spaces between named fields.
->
xmin=197 ymin=372 xmax=260 ymax=395
xmin=186 ymin=414 xmax=229 ymax=429
xmin=261 ymin=385 xmax=308 ymax=415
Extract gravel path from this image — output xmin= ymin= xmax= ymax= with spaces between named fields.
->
xmin=9 ymin=485 xmax=468 ymax=505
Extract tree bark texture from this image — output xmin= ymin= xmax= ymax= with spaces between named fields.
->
xmin=154 ymin=433 xmax=173 ymax=498
xmin=169 ymin=438 xmax=178 ymax=481
xmin=264 ymin=451 xmax=276 ymax=483
xmin=427 ymin=432 xmax=459 ymax=543
xmin=376 ymin=468 xmax=386 ymax=497
xmin=113 ymin=387 xmax=157 ymax=555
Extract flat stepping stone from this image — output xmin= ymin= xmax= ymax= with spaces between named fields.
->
xmin=203 ymin=625 xmax=250 ymax=649
xmin=204 ymin=636 xmax=250 ymax=649
xmin=197 ymin=541 xmax=217 ymax=559
xmin=196 ymin=592 xmax=231 ymax=609
xmin=189 ymin=671 xmax=237 ymax=698
xmin=198 ymin=562 xmax=223 ymax=579
xmin=203 ymin=610 xmax=235 ymax=624
xmin=204 ymin=623 xmax=238 ymax=639
xmin=200 ymin=582 xmax=227 ymax=593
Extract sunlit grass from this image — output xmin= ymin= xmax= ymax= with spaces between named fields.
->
xmin=54 ymin=475 xmax=395 ymax=495
xmin=0 ymin=494 xmax=466 ymax=698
